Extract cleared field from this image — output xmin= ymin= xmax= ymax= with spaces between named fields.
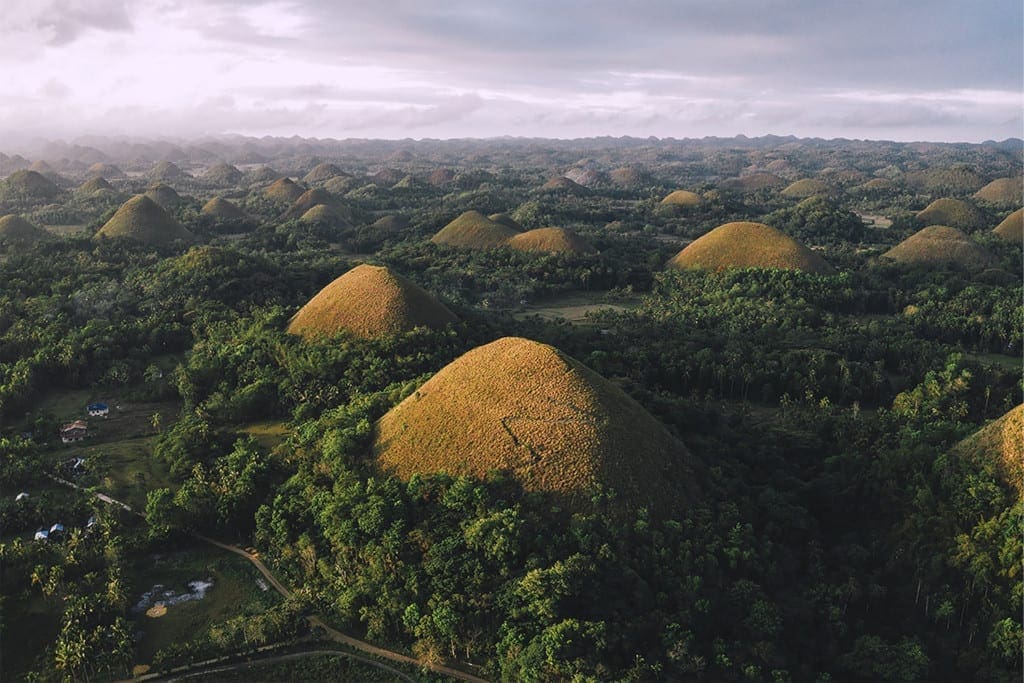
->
xmin=512 ymin=291 xmax=641 ymax=324
xmin=238 ymin=421 xmax=292 ymax=452
xmin=130 ymin=545 xmax=282 ymax=667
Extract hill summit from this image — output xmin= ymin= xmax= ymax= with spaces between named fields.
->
xmin=287 ymin=264 xmax=457 ymax=340
xmin=374 ymin=337 xmax=698 ymax=513
xmin=0 ymin=214 xmax=49 ymax=244
xmin=94 ymin=195 xmax=194 ymax=244
xmin=993 ymin=208 xmax=1023 ymax=244
xmin=948 ymin=405 xmax=1023 ymax=495
xmin=431 ymin=210 xmax=521 ymax=249
xmin=915 ymin=198 xmax=985 ymax=231
xmin=507 ymin=227 xmax=596 ymax=254
xmin=882 ymin=225 xmax=993 ymax=270
xmin=200 ymin=197 xmax=247 ymax=221
xmin=972 ymin=178 xmax=1022 ymax=206
xmin=667 ymin=221 xmax=835 ymax=274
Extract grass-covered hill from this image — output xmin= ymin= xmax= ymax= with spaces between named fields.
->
xmin=993 ymin=208 xmax=1023 ymax=244
xmin=915 ymin=198 xmax=986 ymax=232
xmin=375 ymin=336 xmax=698 ymax=513
xmin=882 ymin=225 xmax=994 ymax=270
xmin=507 ymin=226 xmax=596 ymax=254
xmin=94 ymin=194 xmax=194 ymax=244
xmin=431 ymin=210 xmax=521 ymax=248
xmin=667 ymin=221 xmax=835 ymax=274
xmin=286 ymin=263 xmax=457 ymax=340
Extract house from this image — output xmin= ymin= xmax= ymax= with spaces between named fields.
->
xmin=49 ymin=523 xmax=65 ymax=535
xmin=86 ymin=516 xmax=97 ymax=530
xmin=86 ymin=402 xmax=109 ymax=417
xmin=34 ymin=529 xmax=49 ymax=541
xmin=15 ymin=492 xmax=28 ymax=502
xmin=60 ymin=420 xmax=88 ymax=443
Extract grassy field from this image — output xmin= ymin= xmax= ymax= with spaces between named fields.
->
xmin=965 ymin=352 xmax=1021 ymax=373
xmin=130 ymin=545 xmax=282 ymax=667
xmin=511 ymin=290 xmax=642 ymax=324
xmin=238 ymin=421 xmax=292 ymax=452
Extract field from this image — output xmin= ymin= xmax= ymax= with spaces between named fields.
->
xmin=238 ymin=421 xmax=292 ymax=452
xmin=511 ymin=290 xmax=641 ymax=324
xmin=189 ymin=651 xmax=413 ymax=682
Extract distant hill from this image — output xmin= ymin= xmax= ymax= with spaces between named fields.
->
xmin=1 ymin=170 xmax=60 ymax=200
xmin=541 ymin=176 xmax=588 ymax=194
xmin=882 ymin=225 xmax=993 ymax=270
xmin=915 ymin=198 xmax=985 ymax=232
xmin=431 ymin=210 xmax=521 ymax=249
xmin=200 ymin=197 xmax=247 ymax=221
xmin=993 ymin=209 xmax=1023 ymax=244
xmin=781 ymin=178 xmax=833 ymax=199
xmin=721 ymin=173 xmax=786 ymax=192
xmin=0 ymin=214 xmax=49 ymax=245
xmin=201 ymin=162 xmax=243 ymax=186
xmin=374 ymin=336 xmax=698 ymax=514
xmin=427 ymin=168 xmax=456 ymax=187
xmin=299 ymin=204 xmax=345 ymax=224
xmin=94 ymin=195 xmax=193 ymax=244
xmin=87 ymin=162 xmax=125 ymax=179
xmin=973 ymin=178 xmax=1023 ymax=206
xmin=507 ymin=227 xmax=596 ymax=254
xmin=77 ymin=176 xmax=115 ymax=195
xmin=667 ymin=221 xmax=835 ymax=274
xmin=488 ymin=213 xmax=524 ymax=232
xmin=247 ymin=166 xmax=281 ymax=183
xmin=303 ymin=163 xmax=350 ymax=184
xmin=263 ymin=177 xmax=305 ymax=204
xmin=609 ymin=166 xmax=648 ymax=187
xmin=660 ymin=190 xmax=702 ymax=207
xmin=371 ymin=215 xmax=410 ymax=233
xmin=148 ymin=160 xmax=188 ymax=182
xmin=283 ymin=188 xmax=349 ymax=222
xmin=144 ymin=183 xmax=185 ymax=210
xmin=287 ymin=264 xmax=457 ymax=340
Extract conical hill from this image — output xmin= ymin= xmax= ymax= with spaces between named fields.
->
xmin=431 ymin=210 xmax=520 ymax=249
xmin=374 ymin=337 xmax=698 ymax=514
xmin=286 ymin=264 xmax=457 ymax=340
xmin=667 ymin=221 xmax=835 ymax=274
xmin=200 ymin=197 xmax=247 ymax=221
xmin=973 ymin=178 xmax=1022 ymax=206
xmin=507 ymin=227 xmax=596 ymax=254
xmin=882 ymin=225 xmax=993 ymax=270
xmin=993 ymin=209 xmax=1023 ymax=244
xmin=263 ymin=177 xmax=305 ymax=204
xmin=948 ymin=405 xmax=1023 ymax=496
xmin=915 ymin=198 xmax=985 ymax=231
xmin=0 ymin=215 xmax=49 ymax=244
xmin=94 ymin=195 xmax=194 ymax=244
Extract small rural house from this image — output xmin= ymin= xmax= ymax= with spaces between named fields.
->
xmin=34 ymin=529 xmax=49 ymax=541
xmin=60 ymin=420 xmax=87 ymax=443
xmin=87 ymin=402 xmax=109 ymax=417
xmin=49 ymin=523 xmax=65 ymax=535
xmin=15 ymin=492 xmax=28 ymax=502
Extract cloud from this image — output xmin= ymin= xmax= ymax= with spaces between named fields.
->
xmin=0 ymin=0 xmax=132 ymax=53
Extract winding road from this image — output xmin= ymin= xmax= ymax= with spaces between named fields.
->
xmin=51 ymin=478 xmax=490 ymax=683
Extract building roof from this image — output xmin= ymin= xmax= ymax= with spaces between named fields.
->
xmin=61 ymin=420 xmax=88 ymax=432
xmin=87 ymin=402 xmax=108 ymax=410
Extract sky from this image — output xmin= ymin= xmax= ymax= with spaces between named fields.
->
xmin=0 ymin=0 xmax=1021 ymax=143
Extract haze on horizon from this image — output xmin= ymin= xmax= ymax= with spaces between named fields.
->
xmin=1 ymin=0 xmax=1021 ymax=147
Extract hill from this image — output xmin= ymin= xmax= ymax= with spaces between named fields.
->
xmin=286 ymin=264 xmax=457 ymax=340
xmin=303 ymin=162 xmax=349 ymax=184
xmin=540 ymin=176 xmax=588 ymax=194
xmin=915 ymin=198 xmax=985 ymax=231
xmin=148 ymin=161 xmax=187 ymax=181
xmin=948 ymin=405 xmax=1023 ymax=495
xmin=247 ymin=166 xmax=281 ymax=183
xmin=667 ymin=221 xmax=835 ymax=274
xmin=993 ymin=208 xmax=1023 ymax=243
xmin=1 ymin=170 xmax=60 ymax=199
xmin=781 ymin=178 xmax=833 ymax=198
xmin=371 ymin=215 xmax=410 ymax=233
xmin=201 ymin=162 xmax=243 ymax=186
xmin=564 ymin=168 xmax=607 ymax=187
xmin=77 ymin=176 xmax=115 ymax=195
xmin=263 ymin=178 xmax=305 ymax=204
xmin=882 ymin=225 xmax=993 ymax=270
xmin=507 ymin=227 xmax=596 ymax=254
xmin=283 ymin=188 xmax=349 ymax=222
xmin=87 ymin=162 xmax=125 ymax=179
xmin=609 ymin=166 xmax=648 ymax=187
xmin=427 ymin=168 xmax=456 ymax=187
xmin=973 ymin=178 xmax=1023 ymax=206
xmin=660 ymin=190 xmax=702 ymax=207
xmin=299 ymin=204 xmax=346 ymax=224
xmin=144 ymin=183 xmax=185 ymax=209
xmin=488 ymin=213 xmax=524 ymax=231
xmin=200 ymin=197 xmax=247 ymax=221
xmin=0 ymin=214 xmax=49 ymax=244
xmin=431 ymin=210 xmax=521 ymax=249
xmin=94 ymin=195 xmax=194 ymax=244
xmin=374 ymin=337 xmax=698 ymax=514
xmin=721 ymin=173 xmax=786 ymax=192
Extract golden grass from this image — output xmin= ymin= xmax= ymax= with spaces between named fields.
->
xmin=507 ymin=227 xmax=596 ymax=254
xmin=283 ymin=188 xmax=348 ymax=221
xmin=299 ymin=204 xmax=344 ymax=224
xmin=262 ymin=177 xmax=305 ymax=204
xmin=201 ymin=162 xmax=242 ymax=186
xmin=144 ymin=183 xmax=184 ymax=209
xmin=371 ymin=168 xmax=405 ymax=186
xmin=781 ymin=178 xmax=833 ymax=198
xmin=660 ymin=190 xmax=702 ymax=207
xmin=565 ymin=168 xmax=606 ymax=187
xmin=0 ymin=214 xmax=48 ymax=243
xmin=904 ymin=167 xmax=985 ymax=194
xmin=77 ymin=176 xmax=115 ymax=195
xmin=667 ymin=221 xmax=835 ymax=274
xmin=87 ymin=163 xmax=125 ymax=179
xmin=200 ymin=197 xmax=247 ymax=220
xmin=2 ymin=170 xmax=60 ymax=198
xmin=149 ymin=161 xmax=186 ymax=181
xmin=858 ymin=178 xmax=897 ymax=191
xmin=303 ymin=162 xmax=348 ymax=183
xmin=371 ymin=215 xmax=410 ymax=232
xmin=95 ymin=195 xmax=194 ymax=244
xmin=431 ymin=210 xmax=521 ymax=249
xmin=721 ymin=172 xmax=786 ymax=192
xmin=247 ymin=166 xmax=281 ymax=183
xmin=28 ymin=160 xmax=53 ymax=173
xmin=882 ymin=225 xmax=993 ymax=270
xmin=948 ymin=405 xmax=1023 ymax=496
xmin=915 ymin=198 xmax=985 ymax=231
xmin=374 ymin=337 xmax=697 ymax=514
xmin=993 ymin=208 xmax=1023 ymax=244
xmin=287 ymin=264 xmax=458 ymax=340
xmin=973 ymin=178 xmax=1023 ymax=206
xmin=609 ymin=166 xmax=646 ymax=187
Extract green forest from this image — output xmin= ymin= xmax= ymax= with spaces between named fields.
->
xmin=0 ymin=135 xmax=1020 ymax=682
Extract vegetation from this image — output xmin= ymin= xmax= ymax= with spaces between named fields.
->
xmin=94 ymin=195 xmax=194 ymax=244
xmin=667 ymin=221 xmax=836 ymax=274
xmin=506 ymin=227 xmax=596 ymax=254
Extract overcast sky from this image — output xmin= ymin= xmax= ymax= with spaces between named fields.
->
xmin=1 ymin=0 xmax=1020 ymax=143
